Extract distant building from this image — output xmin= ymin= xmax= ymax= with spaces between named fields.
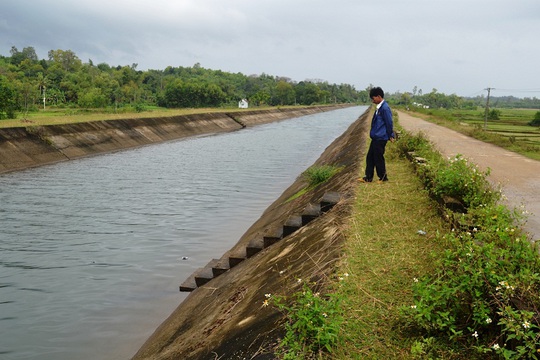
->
xmin=238 ymin=99 xmax=248 ymax=109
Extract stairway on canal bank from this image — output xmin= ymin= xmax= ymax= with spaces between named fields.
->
xmin=132 ymin=107 xmax=371 ymax=359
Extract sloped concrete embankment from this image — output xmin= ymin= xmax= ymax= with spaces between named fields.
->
xmin=0 ymin=105 xmax=349 ymax=174
xmin=132 ymin=108 xmax=370 ymax=360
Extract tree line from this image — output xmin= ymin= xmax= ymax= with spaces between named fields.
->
xmin=2 ymin=46 xmax=538 ymax=120
xmin=389 ymin=87 xmax=540 ymax=110
xmin=0 ymin=46 xmax=367 ymax=119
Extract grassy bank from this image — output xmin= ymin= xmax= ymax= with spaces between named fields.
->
xmin=0 ymin=105 xmax=322 ymax=129
xmin=332 ymin=146 xmax=448 ymax=359
xmin=270 ymin=135 xmax=451 ymax=359
xmin=274 ymin=122 xmax=540 ymax=359
xmin=0 ymin=106 xmax=248 ymax=128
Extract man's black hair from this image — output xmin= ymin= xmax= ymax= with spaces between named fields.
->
xmin=369 ymin=87 xmax=384 ymax=99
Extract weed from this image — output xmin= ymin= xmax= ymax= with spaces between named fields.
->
xmin=271 ymin=279 xmax=345 ymax=359
xmin=302 ymin=165 xmax=342 ymax=187
xmin=397 ymin=131 xmax=540 ymax=359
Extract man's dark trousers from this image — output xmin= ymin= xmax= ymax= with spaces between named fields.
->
xmin=365 ymin=139 xmax=388 ymax=181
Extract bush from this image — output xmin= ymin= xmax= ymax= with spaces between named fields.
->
xmin=488 ymin=109 xmax=501 ymax=120
xmin=302 ymin=165 xmax=342 ymax=187
xmin=431 ymin=155 xmax=499 ymax=208
xmin=398 ymin=131 xmax=540 ymax=359
xmin=529 ymin=111 xmax=540 ymax=127
xmin=271 ymin=280 xmax=345 ymax=358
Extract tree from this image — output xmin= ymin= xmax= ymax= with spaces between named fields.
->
xmin=48 ymin=49 xmax=82 ymax=72
xmin=21 ymin=47 xmax=38 ymax=62
xmin=273 ymin=80 xmax=295 ymax=106
xmin=398 ymin=92 xmax=412 ymax=106
xmin=295 ymin=82 xmax=320 ymax=105
xmin=0 ymin=75 xmax=20 ymax=119
xmin=78 ymin=87 xmax=107 ymax=108
xmin=1 ymin=46 xmax=364 ymax=111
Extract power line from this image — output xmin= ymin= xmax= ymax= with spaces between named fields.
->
xmin=493 ymin=88 xmax=540 ymax=93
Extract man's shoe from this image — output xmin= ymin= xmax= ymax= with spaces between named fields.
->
xmin=359 ymin=177 xmax=372 ymax=183
xmin=377 ymin=178 xmax=389 ymax=184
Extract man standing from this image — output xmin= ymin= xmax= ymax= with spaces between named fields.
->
xmin=360 ymin=87 xmax=395 ymax=183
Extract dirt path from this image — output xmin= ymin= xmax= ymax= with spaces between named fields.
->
xmin=397 ymin=110 xmax=540 ymax=243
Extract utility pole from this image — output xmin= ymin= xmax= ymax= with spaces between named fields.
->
xmin=484 ymin=87 xmax=494 ymax=130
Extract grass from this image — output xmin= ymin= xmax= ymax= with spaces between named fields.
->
xmin=328 ymin=143 xmax=449 ymax=359
xmin=286 ymin=165 xmax=344 ymax=203
xmin=303 ymin=165 xmax=343 ymax=187
xmin=400 ymin=107 xmax=540 ymax=160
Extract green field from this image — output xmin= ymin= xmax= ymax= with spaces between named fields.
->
xmin=402 ymin=107 xmax=540 ymax=160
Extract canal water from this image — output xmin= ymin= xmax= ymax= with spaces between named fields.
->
xmin=0 ymin=106 xmax=366 ymax=360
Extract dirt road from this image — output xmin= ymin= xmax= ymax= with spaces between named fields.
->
xmin=398 ymin=110 xmax=540 ymax=243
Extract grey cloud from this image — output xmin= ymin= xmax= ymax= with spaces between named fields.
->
xmin=1 ymin=0 xmax=539 ymax=97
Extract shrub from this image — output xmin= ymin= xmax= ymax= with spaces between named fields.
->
xmin=398 ymin=131 xmax=540 ymax=359
xmin=302 ymin=165 xmax=342 ymax=187
xmin=488 ymin=109 xmax=501 ymax=120
xmin=529 ymin=111 xmax=540 ymax=127
xmin=271 ymin=280 xmax=345 ymax=359
xmin=431 ymin=154 xmax=499 ymax=208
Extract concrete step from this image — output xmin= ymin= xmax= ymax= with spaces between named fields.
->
xmin=211 ymin=257 xmax=230 ymax=277
xmin=193 ymin=259 xmax=220 ymax=287
xmin=178 ymin=192 xmax=342 ymax=293
xmin=228 ymin=248 xmax=247 ymax=268
xmin=320 ymin=191 xmax=340 ymax=213
xmin=283 ymin=215 xmax=302 ymax=237
xmin=301 ymin=203 xmax=321 ymax=225
xmin=263 ymin=227 xmax=283 ymax=248
xmin=179 ymin=275 xmax=197 ymax=292
xmin=246 ymin=238 xmax=264 ymax=258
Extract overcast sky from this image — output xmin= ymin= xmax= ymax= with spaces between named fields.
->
xmin=2 ymin=0 xmax=539 ymax=98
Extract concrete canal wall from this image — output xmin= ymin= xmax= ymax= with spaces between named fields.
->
xmin=132 ymin=107 xmax=371 ymax=359
xmin=0 ymin=105 xmax=350 ymax=174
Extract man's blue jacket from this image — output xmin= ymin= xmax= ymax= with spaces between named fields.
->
xmin=370 ymin=101 xmax=394 ymax=141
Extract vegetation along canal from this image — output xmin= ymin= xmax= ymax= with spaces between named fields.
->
xmin=0 ymin=105 xmax=367 ymax=360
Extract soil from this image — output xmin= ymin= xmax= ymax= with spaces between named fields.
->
xmin=398 ymin=110 xmax=540 ymax=242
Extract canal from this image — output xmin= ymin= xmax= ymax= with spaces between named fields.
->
xmin=0 ymin=106 xmax=366 ymax=359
